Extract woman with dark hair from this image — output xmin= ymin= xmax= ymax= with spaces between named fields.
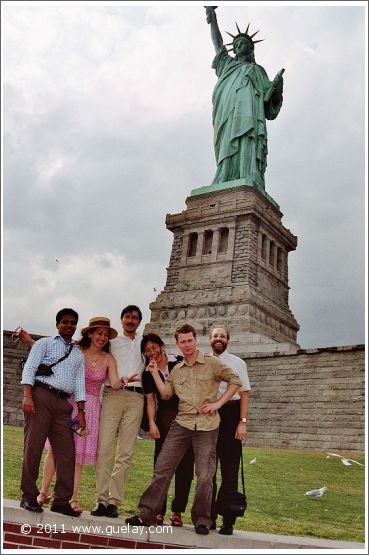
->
xmin=141 ymin=333 xmax=194 ymax=526
xmin=19 ymin=317 xmax=138 ymax=512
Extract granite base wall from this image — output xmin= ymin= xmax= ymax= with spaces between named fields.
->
xmin=244 ymin=345 xmax=365 ymax=452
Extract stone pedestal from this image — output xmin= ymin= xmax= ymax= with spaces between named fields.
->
xmin=145 ymin=185 xmax=299 ymax=355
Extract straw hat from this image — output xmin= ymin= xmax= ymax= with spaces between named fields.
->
xmin=81 ymin=316 xmax=118 ymax=339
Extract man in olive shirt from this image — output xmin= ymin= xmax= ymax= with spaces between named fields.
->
xmin=126 ymin=324 xmax=241 ymax=535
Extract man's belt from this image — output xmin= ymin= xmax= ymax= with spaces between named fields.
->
xmin=125 ymin=386 xmax=144 ymax=394
xmin=105 ymin=385 xmax=144 ymax=394
xmin=34 ymin=380 xmax=70 ymax=399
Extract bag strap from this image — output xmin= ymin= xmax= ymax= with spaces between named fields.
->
xmin=48 ymin=343 xmax=74 ymax=369
xmin=240 ymin=448 xmax=246 ymax=496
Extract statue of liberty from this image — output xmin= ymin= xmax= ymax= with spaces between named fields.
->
xmin=206 ymin=6 xmax=284 ymax=192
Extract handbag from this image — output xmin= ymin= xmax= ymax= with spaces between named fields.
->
xmin=35 ymin=344 xmax=74 ymax=377
xmin=221 ymin=450 xmax=248 ymax=517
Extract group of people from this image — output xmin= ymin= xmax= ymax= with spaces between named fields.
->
xmin=20 ymin=304 xmax=251 ymax=536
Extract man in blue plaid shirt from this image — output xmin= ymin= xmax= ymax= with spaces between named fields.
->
xmin=20 ymin=308 xmax=85 ymax=517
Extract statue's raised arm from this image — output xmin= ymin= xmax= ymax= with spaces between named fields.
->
xmin=205 ymin=6 xmax=223 ymax=52
xmin=205 ymin=7 xmax=284 ymax=193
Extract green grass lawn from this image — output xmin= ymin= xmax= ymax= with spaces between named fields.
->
xmin=3 ymin=425 xmax=365 ymax=542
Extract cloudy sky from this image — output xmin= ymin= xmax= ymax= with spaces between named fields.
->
xmin=2 ymin=1 xmax=366 ymax=348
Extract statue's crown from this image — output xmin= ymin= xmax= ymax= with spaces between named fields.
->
xmin=225 ymin=22 xmax=264 ymax=52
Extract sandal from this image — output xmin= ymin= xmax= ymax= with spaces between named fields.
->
xmin=37 ymin=492 xmax=51 ymax=506
xmin=170 ymin=512 xmax=183 ymax=527
xmin=69 ymin=500 xmax=83 ymax=513
xmin=156 ymin=514 xmax=164 ymax=524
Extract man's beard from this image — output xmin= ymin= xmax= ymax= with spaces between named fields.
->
xmin=211 ymin=341 xmax=227 ymax=355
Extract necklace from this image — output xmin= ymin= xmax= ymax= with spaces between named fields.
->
xmin=88 ymin=352 xmax=99 ymax=368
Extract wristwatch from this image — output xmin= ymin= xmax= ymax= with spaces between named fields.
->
xmin=240 ymin=417 xmax=247 ymax=423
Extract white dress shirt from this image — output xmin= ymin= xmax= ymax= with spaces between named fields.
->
xmin=108 ymin=333 xmax=144 ymax=387
xmin=217 ymin=350 xmax=251 ymax=400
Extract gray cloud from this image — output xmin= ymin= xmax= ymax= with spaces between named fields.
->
xmin=2 ymin=3 xmax=365 ymax=347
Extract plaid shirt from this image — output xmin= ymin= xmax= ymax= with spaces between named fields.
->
xmin=21 ymin=334 xmax=85 ymax=401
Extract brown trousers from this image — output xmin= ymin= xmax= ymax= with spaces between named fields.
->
xmin=138 ymin=421 xmax=218 ymax=527
xmin=20 ymin=385 xmax=75 ymax=504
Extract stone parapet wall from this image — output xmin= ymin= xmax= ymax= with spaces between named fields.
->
xmin=245 ymin=345 xmax=365 ymax=452
xmin=2 ymin=331 xmax=365 ymax=452
xmin=3 ymin=331 xmax=43 ymax=427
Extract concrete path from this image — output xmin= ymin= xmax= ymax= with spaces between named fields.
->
xmin=3 ymin=499 xmax=365 ymax=550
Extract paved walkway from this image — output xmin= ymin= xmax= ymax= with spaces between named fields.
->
xmin=3 ymin=499 xmax=365 ymax=550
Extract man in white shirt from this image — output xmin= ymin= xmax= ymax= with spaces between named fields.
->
xmin=209 ymin=326 xmax=251 ymax=535
xmin=91 ymin=305 xmax=145 ymax=518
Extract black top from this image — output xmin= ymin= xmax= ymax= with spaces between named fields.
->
xmin=142 ymin=355 xmax=183 ymax=426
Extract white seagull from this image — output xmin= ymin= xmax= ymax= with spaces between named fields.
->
xmin=305 ymin=487 xmax=327 ymax=499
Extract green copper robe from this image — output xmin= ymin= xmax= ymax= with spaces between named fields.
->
xmin=212 ymin=46 xmax=283 ymax=190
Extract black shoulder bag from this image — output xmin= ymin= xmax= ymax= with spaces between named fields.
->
xmin=224 ymin=450 xmax=248 ymax=517
xmin=35 ymin=343 xmax=74 ymax=377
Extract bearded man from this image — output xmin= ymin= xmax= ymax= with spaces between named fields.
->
xmin=209 ymin=326 xmax=251 ymax=535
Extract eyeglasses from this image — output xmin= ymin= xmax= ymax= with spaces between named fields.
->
xmin=11 ymin=326 xmax=22 ymax=343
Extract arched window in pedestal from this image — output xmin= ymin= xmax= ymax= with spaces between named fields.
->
xmin=261 ymin=234 xmax=267 ymax=260
xmin=203 ymin=230 xmax=213 ymax=255
xmin=277 ymin=247 xmax=283 ymax=272
xmin=188 ymin=233 xmax=198 ymax=257
xmin=269 ymin=241 xmax=276 ymax=268
xmin=218 ymin=227 xmax=229 ymax=254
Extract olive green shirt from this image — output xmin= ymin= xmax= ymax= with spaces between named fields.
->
xmin=163 ymin=351 xmax=241 ymax=431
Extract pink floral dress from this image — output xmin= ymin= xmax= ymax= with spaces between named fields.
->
xmin=44 ymin=357 xmax=109 ymax=466
xmin=72 ymin=358 xmax=109 ymax=465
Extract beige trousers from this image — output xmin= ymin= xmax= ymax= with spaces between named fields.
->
xmin=95 ymin=387 xmax=144 ymax=506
